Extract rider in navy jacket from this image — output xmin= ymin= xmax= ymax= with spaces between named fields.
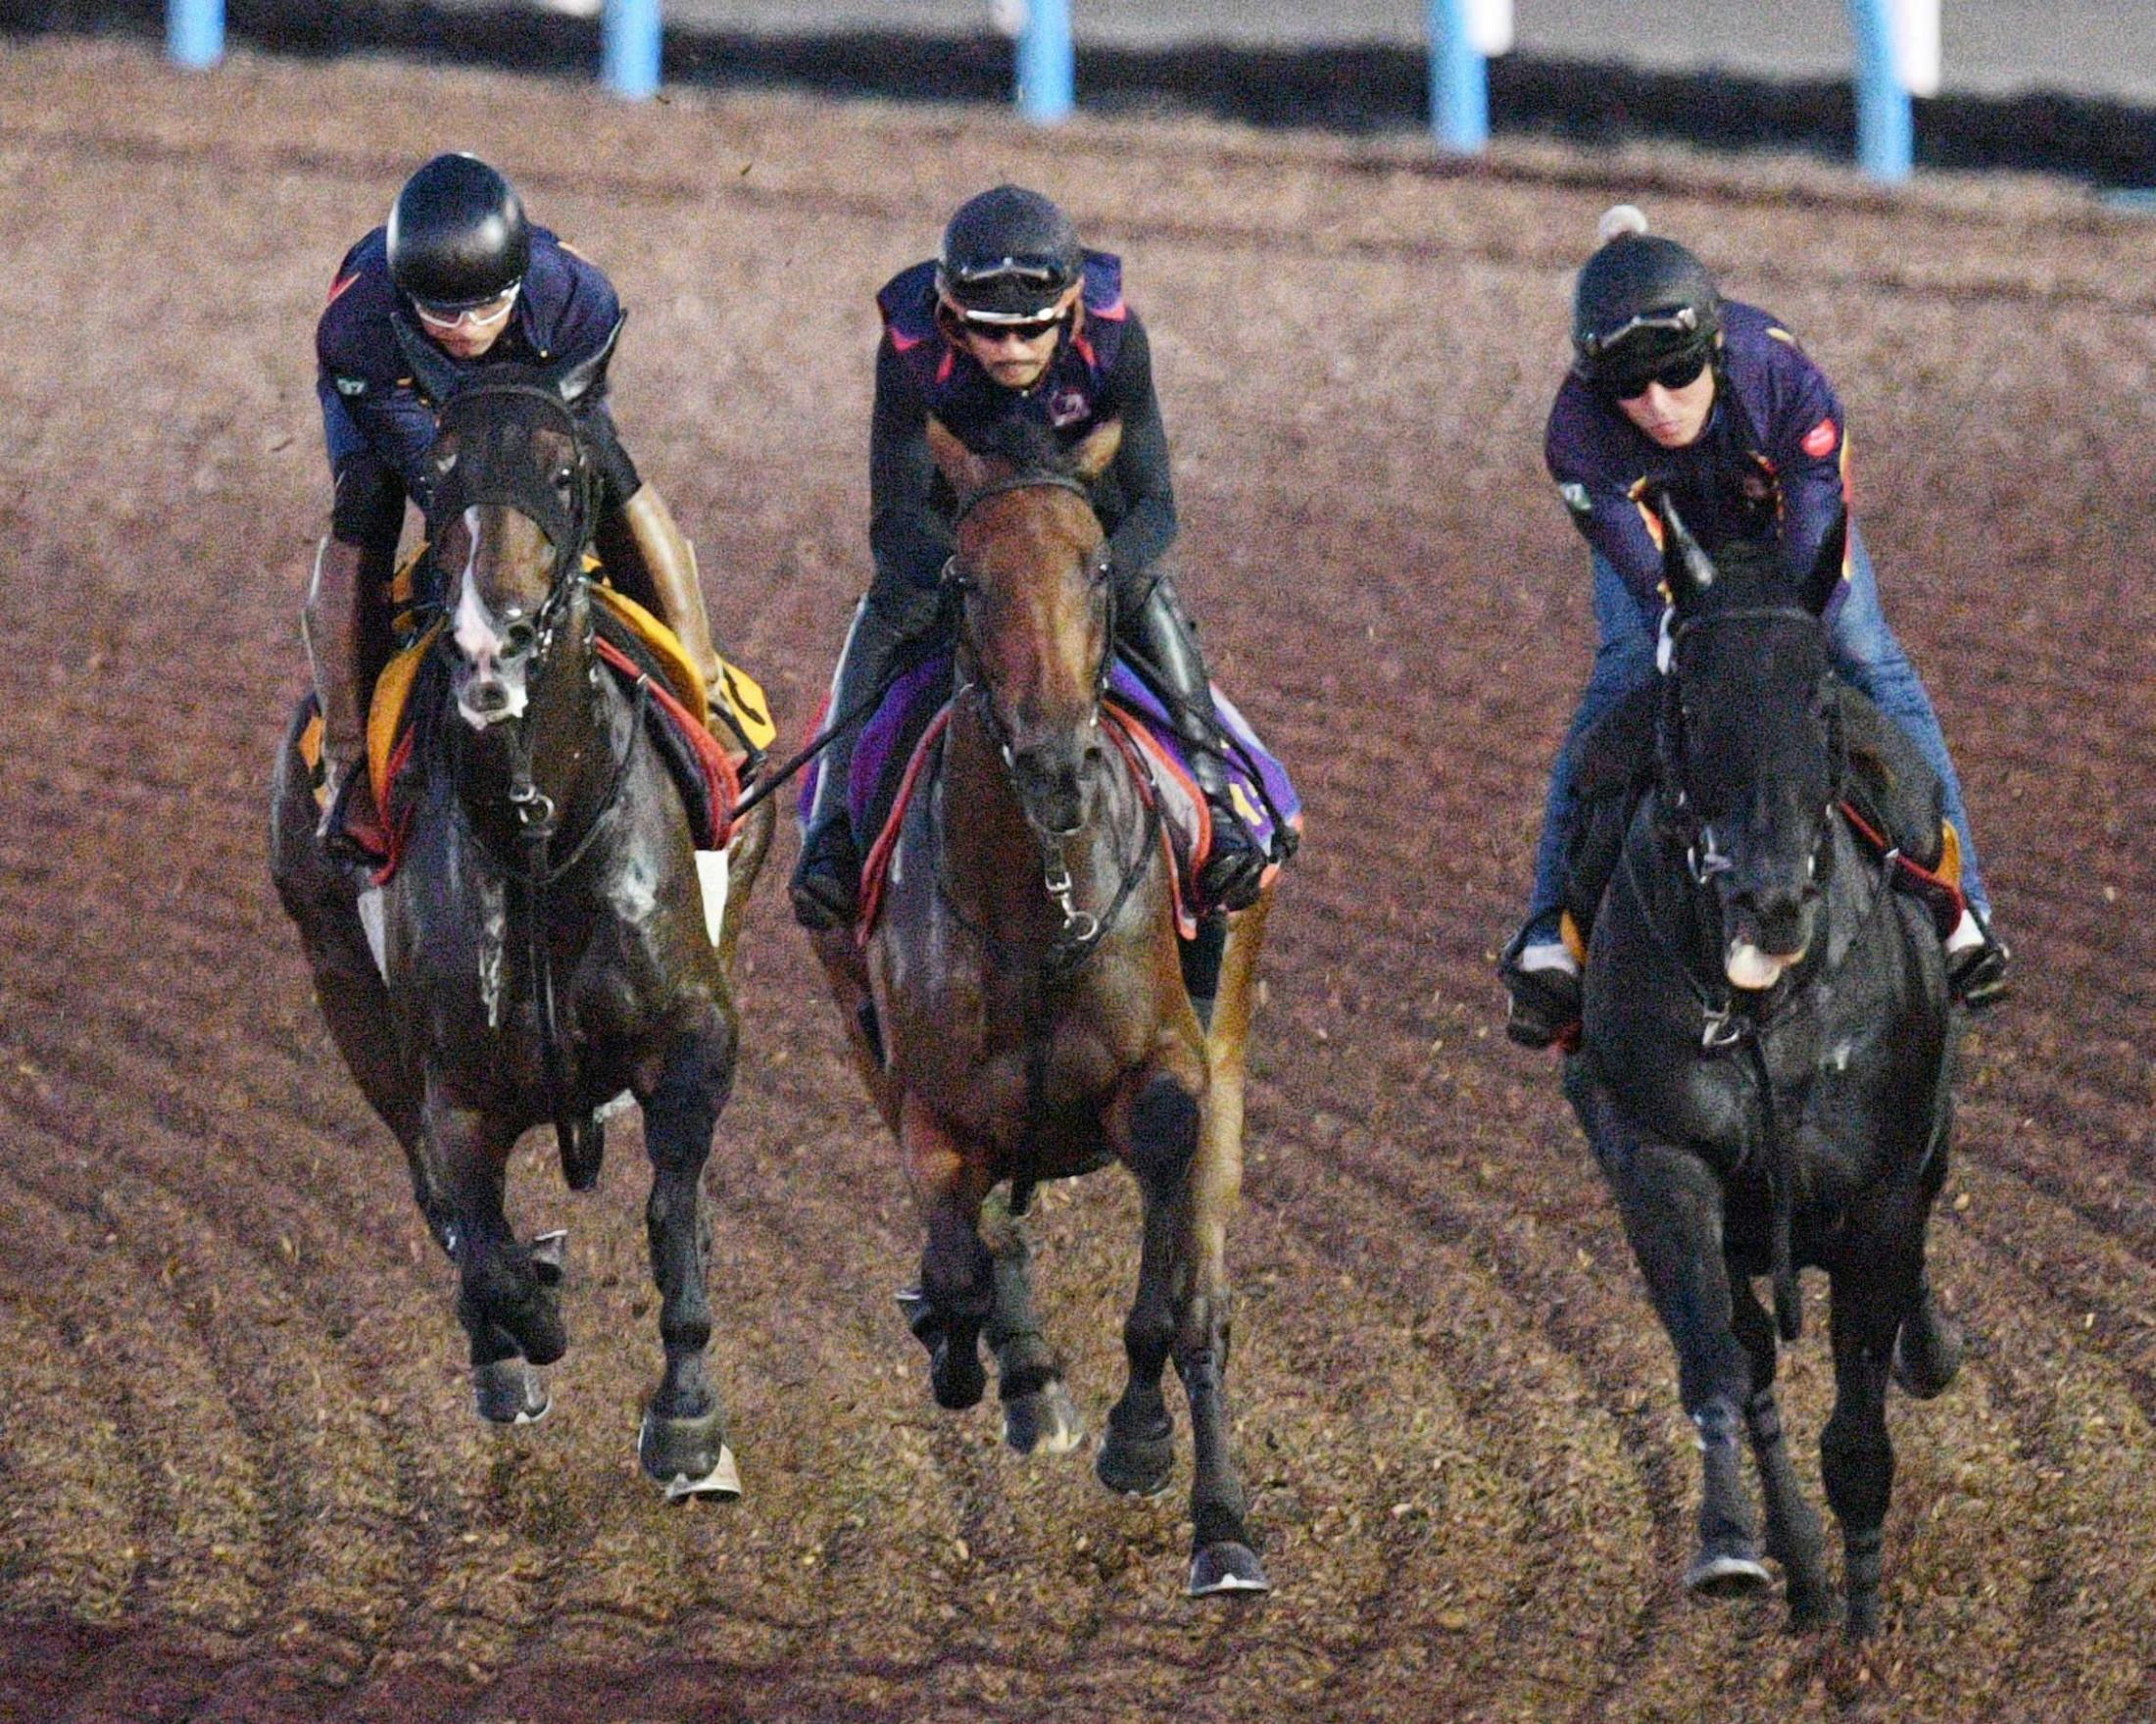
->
xmin=1499 ymin=208 xmax=2008 ymax=1047
xmin=304 ymin=153 xmax=725 ymax=853
xmin=789 ymin=184 xmax=1267 ymax=930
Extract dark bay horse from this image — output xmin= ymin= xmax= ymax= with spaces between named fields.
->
xmin=1563 ymin=497 xmax=1961 ymax=1638
xmin=270 ymin=340 xmax=773 ymax=1499
xmin=809 ymin=419 xmax=1276 ymax=1597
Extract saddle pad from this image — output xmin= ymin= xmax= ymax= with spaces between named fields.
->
xmin=588 ymin=580 xmax=777 ymax=763
xmin=827 ymin=649 xmax=1297 ymax=937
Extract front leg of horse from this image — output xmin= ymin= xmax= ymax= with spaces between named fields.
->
xmin=1600 ymin=1127 xmax=1770 ymax=1601
xmin=900 ymin=1098 xmax=995 ymax=1411
xmin=1822 ymin=1277 xmax=1899 ymax=1639
xmin=980 ymin=1185 xmax=1082 ymax=1456
xmin=430 ymin=1092 xmax=564 ymax=1424
xmin=1732 ymin=1276 xmax=1831 ymax=1630
xmin=635 ymin=1019 xmax=742 ymax=1501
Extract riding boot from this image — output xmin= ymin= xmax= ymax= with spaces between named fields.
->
xmin=1122 ymin=573 xmax=1267 ymax=912
xmin=301 ymin=534 xmax=388 ymax=860
xmin=790 ymin=596 xmax=918 ymax=931
xmin=595 ymin=484 xmax=728 ymax=730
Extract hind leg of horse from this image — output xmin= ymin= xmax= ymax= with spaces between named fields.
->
xmin=899 ymin=1096 xmax=996 ymax=1411
xmin=980 ymin=1186 xmax=1081 ymax=1456
xmin=1601 ymin=1130 xmax=1768 ymax=1599
xmin=1731 ymin=1274 xmax=1831 ymax=1629
xmin=1822 ymin=1270 xmax=1901 ymax=1640
xmin=634 ymin=1017 xmax=742 ymax=1499
xmin=429 ymin=1084 xmax=564 ymax=1428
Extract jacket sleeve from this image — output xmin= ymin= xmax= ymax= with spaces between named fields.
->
xmin=868 ymin=334 xmax=956 ymax=591
xmin=1544 ymin=416 xmax=1666 ymax=626
xmin=1766 ymin=350 xmax=1851 ymax=614
xmin=1100 ymin=314 xmax=1179 ymax=578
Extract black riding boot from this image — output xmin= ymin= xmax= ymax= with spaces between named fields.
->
xmin=790 ymin=597 xmax=920 ymax=931
xmin=1123 ymin=575 xmax=1267 ymax=913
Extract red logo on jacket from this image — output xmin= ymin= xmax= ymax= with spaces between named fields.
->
xmin=1801 ymin=418 xmax=1838 ymax=459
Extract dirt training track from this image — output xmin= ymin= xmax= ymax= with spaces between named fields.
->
xmin=2 ymin=39 xmax=2153 ymax=1723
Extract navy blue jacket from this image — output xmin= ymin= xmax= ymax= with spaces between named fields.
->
xmin=1544 ymin=300 xmax=1851 ymax=624
xmin=869 ymin=252 xmax=1178 ymax=593
xmin=315 ymin=223 xmax=622 ymax=514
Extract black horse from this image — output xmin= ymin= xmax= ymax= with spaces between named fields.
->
xmin=270 ymin=335 xmax=772 ymax=1498
xmin=1562 ymin=496 xmax=1962 ymax=1639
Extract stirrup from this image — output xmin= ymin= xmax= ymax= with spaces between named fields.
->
xmin=789 ymin=821 xmax=860 ymax=932
xmin=1198 ymin=811 xmax=1267 ymax=912
xmin=317 ymin=767 xmax=386 ymax=866
xmin=1948 ymin=932 xmax=2012 ymax=1011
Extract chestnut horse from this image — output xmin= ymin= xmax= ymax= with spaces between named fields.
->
xmin=809 ymin=419 xmax=1276 ymax=1597
xmin=270 ymin=344 xmax=772 ymax=1499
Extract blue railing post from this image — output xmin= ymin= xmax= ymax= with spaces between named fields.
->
xmin=1017 ymin=0 xmax=1075 ymax=124
xmin=1848 ymin=0 xmax=1913 ymax=181
xmin=1429 ymin=0 xmax=1488 ymax=154
xmin=603 ymin=0 xmax=662 ymax=101
xmin=167 ymin=0 xmax=223 ymax=71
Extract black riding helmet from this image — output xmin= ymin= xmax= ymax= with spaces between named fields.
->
xmin=936 ymin=184 xmax=1083 ymax=322
xmin=387 ymin=154 xmax=530 ymax=312
xmin=1572 ymin=220 xmax=1720 ymax=398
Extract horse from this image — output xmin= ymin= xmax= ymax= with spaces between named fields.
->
xmin=1561 ymin=494 xmax=1962 ymax=1638
xmin=269 ymin=335 xmax=773 ymax=1499
xmin=808 ymin=418 xmax=1277 ymax=1598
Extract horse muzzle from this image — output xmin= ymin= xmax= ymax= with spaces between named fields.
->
xmin=454 ymin=656 xmax=530 ymax=729
xmin=1009 ymin=733 xmax=1102 ymax=838
xmin=1720 ymin=889 xmax=1819 ymax=991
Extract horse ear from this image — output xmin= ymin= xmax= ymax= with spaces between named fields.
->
xmin=1072 ymin=418 xmax=1123 ymax=482
xmin=1655 ymin=489 xmax=1718 ymax=607
xmin=391 ymin=311 xmax=463 ymax=408
xmin=549 ymin=312 xmax=626 ymax=407
xmin=925 ymin=418 xmax=996 ymax=496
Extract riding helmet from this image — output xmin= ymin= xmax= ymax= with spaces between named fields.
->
xmin=387 ymin=154 xmax=531 ymax=311
xmin=936 ymin=185 xmax=1083 ymax=321
xmin=1571 ymin=210 xmax=1720 ymax=394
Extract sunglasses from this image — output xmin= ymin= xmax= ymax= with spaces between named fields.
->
xmin=959 ymin=311 xmax=1064 ymax=345
xmin=1605 ymin=348 xmax=1709 ymax=401
xmin=413 ymin=283 xmax=521 ymax=332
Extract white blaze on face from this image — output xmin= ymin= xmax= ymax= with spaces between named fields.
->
xmin=451 ymin=507 xmax=529 ymax=726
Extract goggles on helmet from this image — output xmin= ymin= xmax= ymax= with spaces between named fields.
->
xmin=412 ymin=281 xmax=522 ymax=331
xmin=1577 ymin=305 xmax=1713 ymax=396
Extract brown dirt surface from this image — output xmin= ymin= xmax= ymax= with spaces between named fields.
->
xmin=2 ymin=37 xmax=2153 ymax=1724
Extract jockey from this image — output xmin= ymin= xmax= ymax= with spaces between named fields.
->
xmin=305 ymin=152 xmax=726 ymax=853
xmin=788 ymin=183 xmax=1270 ymax=931
xmin=1499 ymin=207 xmax=2010 ymax=1048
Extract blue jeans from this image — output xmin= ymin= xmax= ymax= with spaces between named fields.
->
xmin=1524 ymin=525 xmax=1990 ymax=941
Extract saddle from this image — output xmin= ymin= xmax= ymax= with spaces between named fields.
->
xmin=308 ymin=564 xmax=774 ymax=885
xmin=1559 ymin=679 xmax=1964 ymax=956
xmin=808 ymin=649 xmax=1302 ymax=941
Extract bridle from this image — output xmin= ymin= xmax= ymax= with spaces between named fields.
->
xmin=936 ymin=468 xmax=1156 ymax=977
xmin=422 ymin=378 xmax=626 ymax=1186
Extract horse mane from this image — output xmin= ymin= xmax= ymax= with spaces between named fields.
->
xmin=964 ymin=416 xmax=1083 ymax=480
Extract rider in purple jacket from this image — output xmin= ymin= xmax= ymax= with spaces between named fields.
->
xmin=1499 ymin=208 xmax=2009 ymax=1048
xmin=305 ymin=153 xmax=726 ymax=854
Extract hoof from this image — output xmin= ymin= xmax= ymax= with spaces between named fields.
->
xmin=931 ymin=1339 xmax=987 ymax=1411
xmin=1892 ymin=1303 xmax=1963 ymax=1401
xmin=1786 ymin=1586 xmax=1837 ymax=1635
xmin=1685 ymin=1543 xmax=1773 ymax=1600
xmin=639 ymin=1409 xmax=742 ymax=1502
xmin=1096 ymin=1421 xmax=1176 ymax=1500
xmin=1188 ymin=1541 xmax=1271 ymax=1598
xmin=472 ymin=1357 xmax=550 ymax=1426
xmin=1004 ymin=1381 xmax=1085 ymax=1456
